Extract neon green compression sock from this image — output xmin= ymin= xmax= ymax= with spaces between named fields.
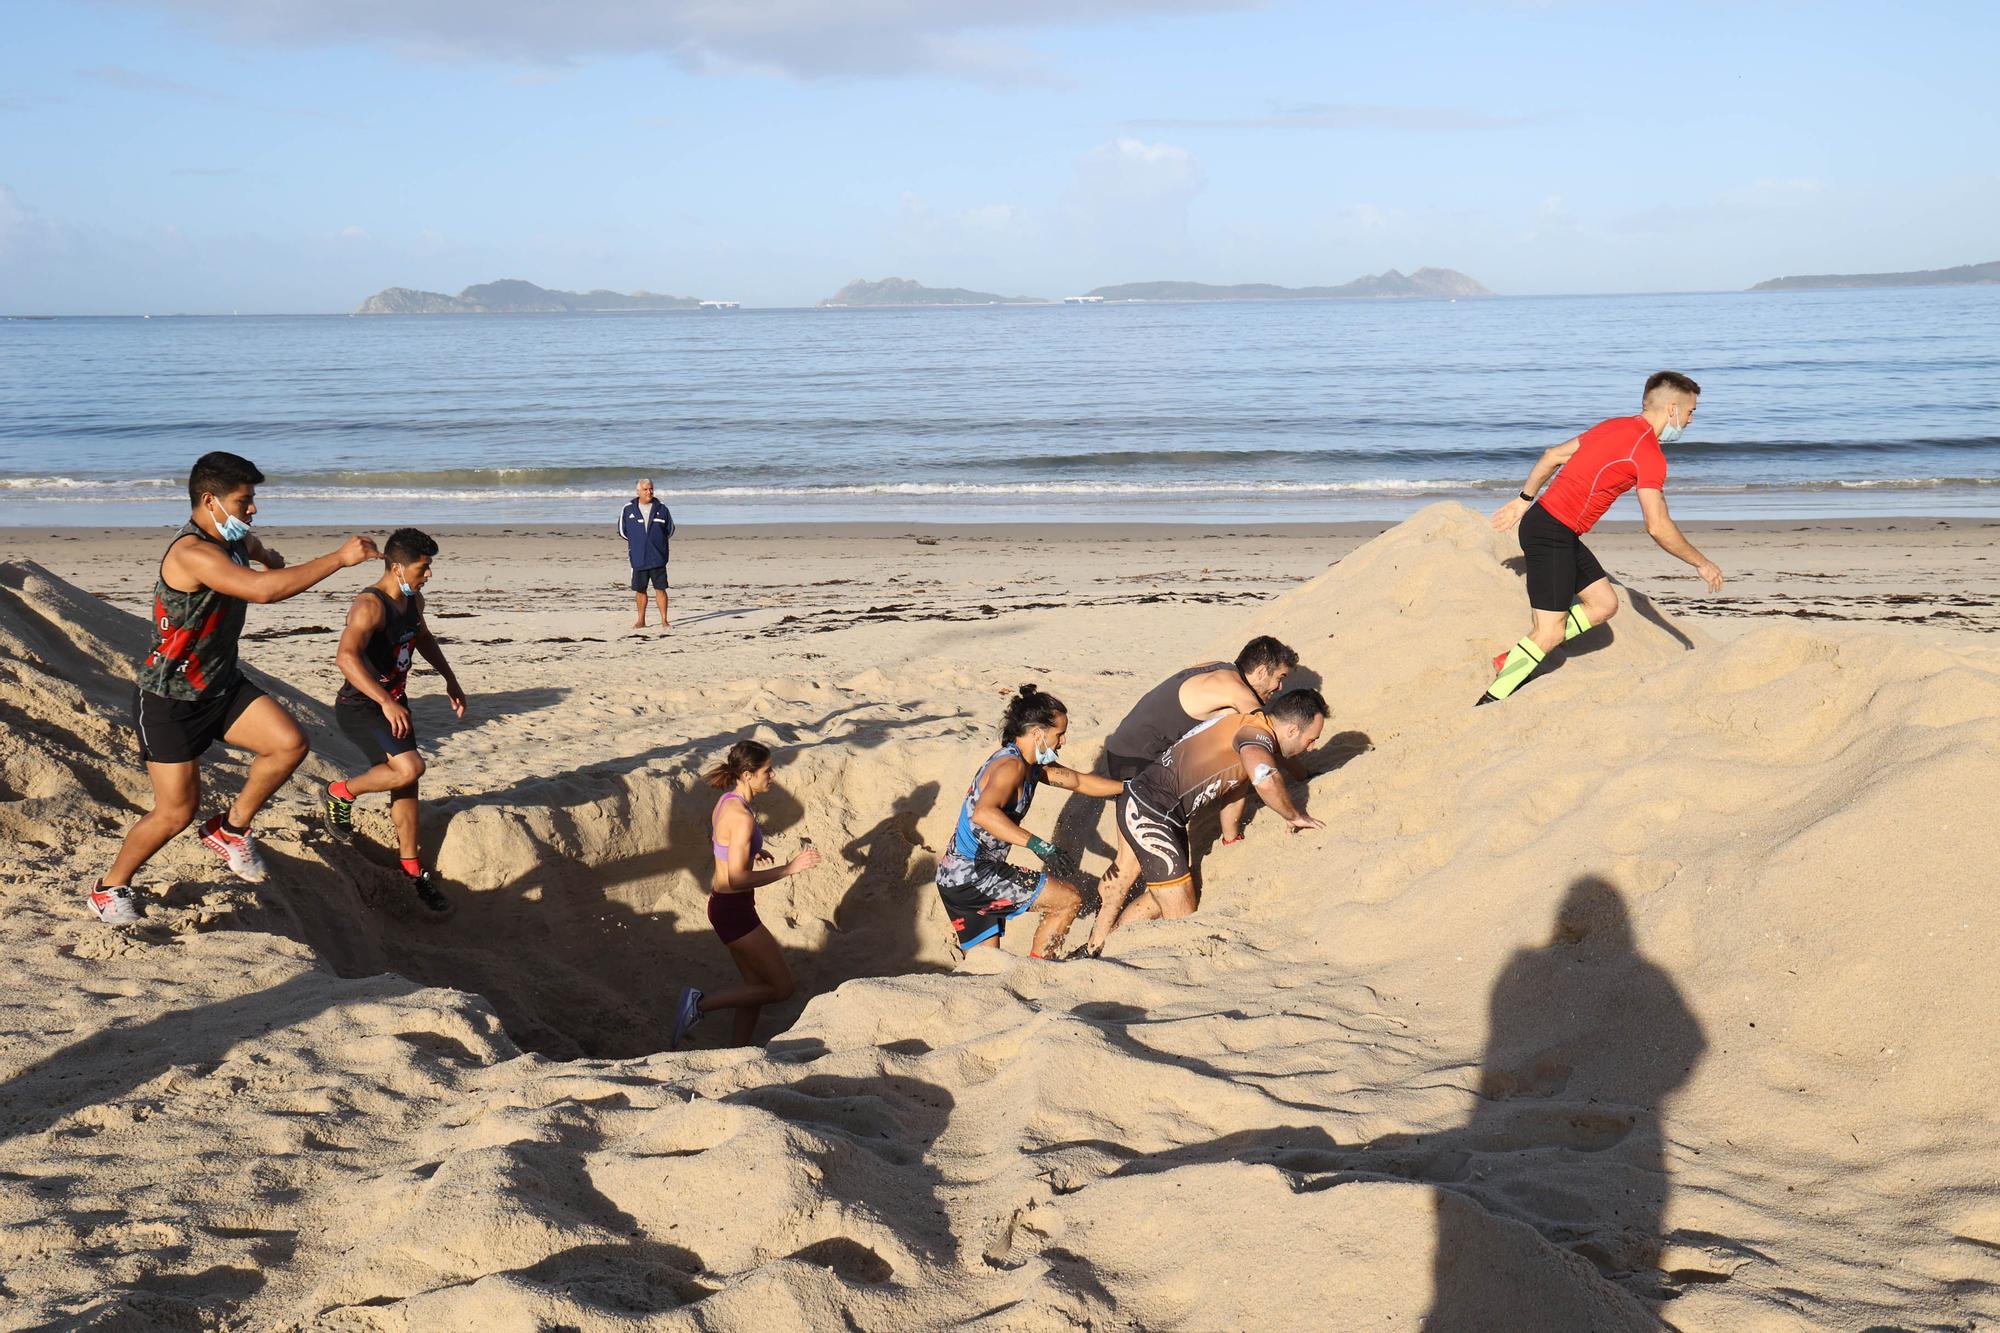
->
xmin=1564 ymin=605 xmax=1593 ymax=641
xmin=1484 ymin=637 xmax=1546 ymax=701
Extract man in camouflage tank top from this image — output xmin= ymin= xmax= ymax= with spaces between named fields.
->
xmin=88 ymin=452 xmax=380 ymax=925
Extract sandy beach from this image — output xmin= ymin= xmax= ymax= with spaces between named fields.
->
xmin=3 ymin=507 xmax=1998 ymax=1330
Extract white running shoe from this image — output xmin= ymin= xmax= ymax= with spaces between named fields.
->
xmin=200 ymin=817 xmax=268 ymax=883
xmin=89 ymin=884 xmax=142 ymax=925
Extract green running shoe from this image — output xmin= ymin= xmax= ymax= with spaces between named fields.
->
xmin=324 ymin=786 xmax=354 ymax=842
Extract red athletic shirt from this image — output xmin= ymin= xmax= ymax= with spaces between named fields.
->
xmin=1537 ymin=416 xmax=1667 ymax=534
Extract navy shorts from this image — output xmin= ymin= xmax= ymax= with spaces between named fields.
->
xmin=335 ymin=696 xmax=419 ymax=766
xmin=631 ymin=566 xmax=669 ymax=592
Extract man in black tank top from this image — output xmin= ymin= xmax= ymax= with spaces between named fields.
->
xmin=1082 ymin=635 xmax=1299 ymax=954
xmin=324 ymin=529 xmax=466 ymax=915
xmin=89 ymin=452 xmax=381 ymax=926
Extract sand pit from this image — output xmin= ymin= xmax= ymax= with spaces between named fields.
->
xmin=4 ymin=504 xmax=1999 ymax=1330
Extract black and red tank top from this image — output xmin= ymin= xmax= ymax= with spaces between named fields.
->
xmin=136 ymin=521 xmax=250 ymax=701
xmin=336 ymin=588 xmax=420 ymax=705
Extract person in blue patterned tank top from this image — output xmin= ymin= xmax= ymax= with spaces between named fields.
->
xmin=936 ymin=684 xmax=1123 ymax=959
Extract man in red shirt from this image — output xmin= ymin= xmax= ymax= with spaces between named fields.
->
xmin=1480 ymin=371 xmax=1724 ymax=704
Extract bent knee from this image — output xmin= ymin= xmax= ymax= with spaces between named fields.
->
xmin=153 ymin=800 xmax=199 ymax=830
xmin=1040 ymin=879 xmax=1083 ymax=910
xmin=1585 ymin=588 xmax=1620 ymax=620
xmin=389 ymin=754 xmax=426 ymax=784
xmin=766 ymin=980 xmax=797 ymax=1004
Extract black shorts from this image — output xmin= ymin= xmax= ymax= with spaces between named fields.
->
xmin=1101 ymin=748 xmax=1152 ymax=783
xmin=335 ymin=696 xmax=419 ymax=766
xmin=134 ymin=677 xmax=266 ymax=766
xmin=1116 ymin=787 xmax=1192 ymax=892
xmin=935 ymin=853 xmax=1046 ymax=948
xmin=1519 ymin=503 xmax=1610 ymax=613
xmin=630 ymin=565 xmax=669 ymax=592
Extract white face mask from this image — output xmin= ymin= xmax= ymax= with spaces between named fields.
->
xmin=1031 ymin=731 xmax=1060 ymax=765
xmin=1657 ymin=407 xmax=1687 ymax=445
xmin=207 ymin=498 xmax=251 ymax=542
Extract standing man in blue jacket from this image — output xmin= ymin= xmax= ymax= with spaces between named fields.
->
xmin=619 ymin=478 xmax=676 ymax=628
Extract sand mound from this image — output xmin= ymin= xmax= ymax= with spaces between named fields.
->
xmin=5 ymin=509 xmax=2000 ymax=1330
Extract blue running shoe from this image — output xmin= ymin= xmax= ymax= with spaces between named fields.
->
xmin=672 ymin=986 xmax=705 ymax=1048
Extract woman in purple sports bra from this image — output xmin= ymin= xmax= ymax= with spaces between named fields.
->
xmin=671 ymin=739 xmax=821 ymax=1048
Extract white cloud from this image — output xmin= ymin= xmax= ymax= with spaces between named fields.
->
xmin=0 ymin=185 xmax=76 ymax=264
xmin=92 ymin=0 xmax=1256 ymax=84
xmin=1076 ymin=137 xmax=1204 ymax=207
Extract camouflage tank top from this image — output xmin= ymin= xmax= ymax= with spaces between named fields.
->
xmin=136 ymin=521 xmax=250 ymax=700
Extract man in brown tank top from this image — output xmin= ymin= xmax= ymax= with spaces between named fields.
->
xmin=1086 ymin=636 xmax=1298 ymax=948
xmin=88 ymin=452 xmax=380 ymax=925
xmin=1087 ymin=688 xmax=1329 ymax=955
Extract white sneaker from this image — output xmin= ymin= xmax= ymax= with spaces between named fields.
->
xmin=200 ymin=817 xmax=268 ymax=883
xmin=89 ymin=884 xmax=142 ymax=925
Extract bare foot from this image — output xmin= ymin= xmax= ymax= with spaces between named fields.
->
xmin=631 ymin=619 xmax=646 ymax=629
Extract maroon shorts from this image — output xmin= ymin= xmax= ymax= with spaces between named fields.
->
xmin=707 ymin=890 xmax=762 ymax=944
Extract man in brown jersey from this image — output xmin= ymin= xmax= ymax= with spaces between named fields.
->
xmin=1087 ymin=687 xmax=1329 ymax=955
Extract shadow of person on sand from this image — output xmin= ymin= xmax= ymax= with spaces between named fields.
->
xmin=1062 ymin=876 xmax=1706 ymax=1321
xmin=1423 ymin=874 xmax=1707 ymax=1325
xmin=833 ymin=781 xmax=950 ymax=978
xmin=0 ymin=971 xmax=418 ymax=1146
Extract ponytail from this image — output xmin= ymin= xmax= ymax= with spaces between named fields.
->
xmin=1000 ymin=683 xmax=1067 ymax=741
xmin=703 ymin=739 xmax=773 ymax=790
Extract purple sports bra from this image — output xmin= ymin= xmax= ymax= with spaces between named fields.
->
xmin=711 ymin=791 xmax=765 ymax=864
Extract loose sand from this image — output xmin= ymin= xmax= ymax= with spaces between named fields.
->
xmin=1 ymin=507 xmax=1997 ymax=1330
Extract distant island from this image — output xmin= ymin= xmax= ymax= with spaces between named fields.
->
xmin=355 ymin=279 xmax=707 ymax=315
xmin=818 ymin=277 xmax=1047 ymax=307
xmin=1087 ymin=268 xmax=1491 ymax=302
xmin=1751 ymin=260 xmax=2000 ymax=292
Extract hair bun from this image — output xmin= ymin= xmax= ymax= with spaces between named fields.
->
xmin=1018 ymin=683 xmax=1039 ymax=697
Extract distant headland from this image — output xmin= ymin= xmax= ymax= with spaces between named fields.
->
xmin=356 ymin=268 xmax=1494 ymax=314
xmin=817 ymin=267 xmax=1490 ymax=307
xmin=355 ymin=279 xmax=708 ymax=314
xmin=1750 ymin=260 xmax=2000 ymax=292
xmin=1085 ymin=268 xmax=1491 ymax=302
xmin=817 ymin=278 xmax=1047 ymax=307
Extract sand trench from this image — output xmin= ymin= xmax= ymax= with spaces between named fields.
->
xmin=5 ymin=505 xmax=2000 ymax=1329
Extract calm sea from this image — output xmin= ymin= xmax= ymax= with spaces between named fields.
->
xmin=2 ymin=287 xmax=1996 ymax=527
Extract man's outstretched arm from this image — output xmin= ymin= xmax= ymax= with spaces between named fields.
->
xmin=170 ymin=534 xmax=378 ymax=605
xmin=1637 ymin=489 xmax=1724 ymax=592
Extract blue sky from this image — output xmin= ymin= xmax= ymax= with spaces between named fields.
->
xmin=4 ymin=0 xmax=1997 ymax=312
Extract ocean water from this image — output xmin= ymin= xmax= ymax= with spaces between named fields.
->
xmin=2 ymin=287 xmax=1996 ymax=527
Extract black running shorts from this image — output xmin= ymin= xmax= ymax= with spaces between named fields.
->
xmin=1116 ymin=787 xmax=1192 ymax=892
xmin=134 ymin=677 xmax=266 ymax=766
xmin=1101 ymin=748 xmax=1152 ymax=783
xmin=1519 ymin=502 xmax=1610 ymax=613
xmin=935 ymin=853 xmax=1046 ymax=948
xmin=335 ymin=696 xmax=420 ymax=766
xmin=630 ymin=565 xmax=669 ymax=592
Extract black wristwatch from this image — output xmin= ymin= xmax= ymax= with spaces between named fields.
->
xmin=1518 ymin=490 xmax=1535 ymax=503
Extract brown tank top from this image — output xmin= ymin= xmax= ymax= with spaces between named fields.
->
xmin=1105 ymin=661 xmax=1248 ymax=761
